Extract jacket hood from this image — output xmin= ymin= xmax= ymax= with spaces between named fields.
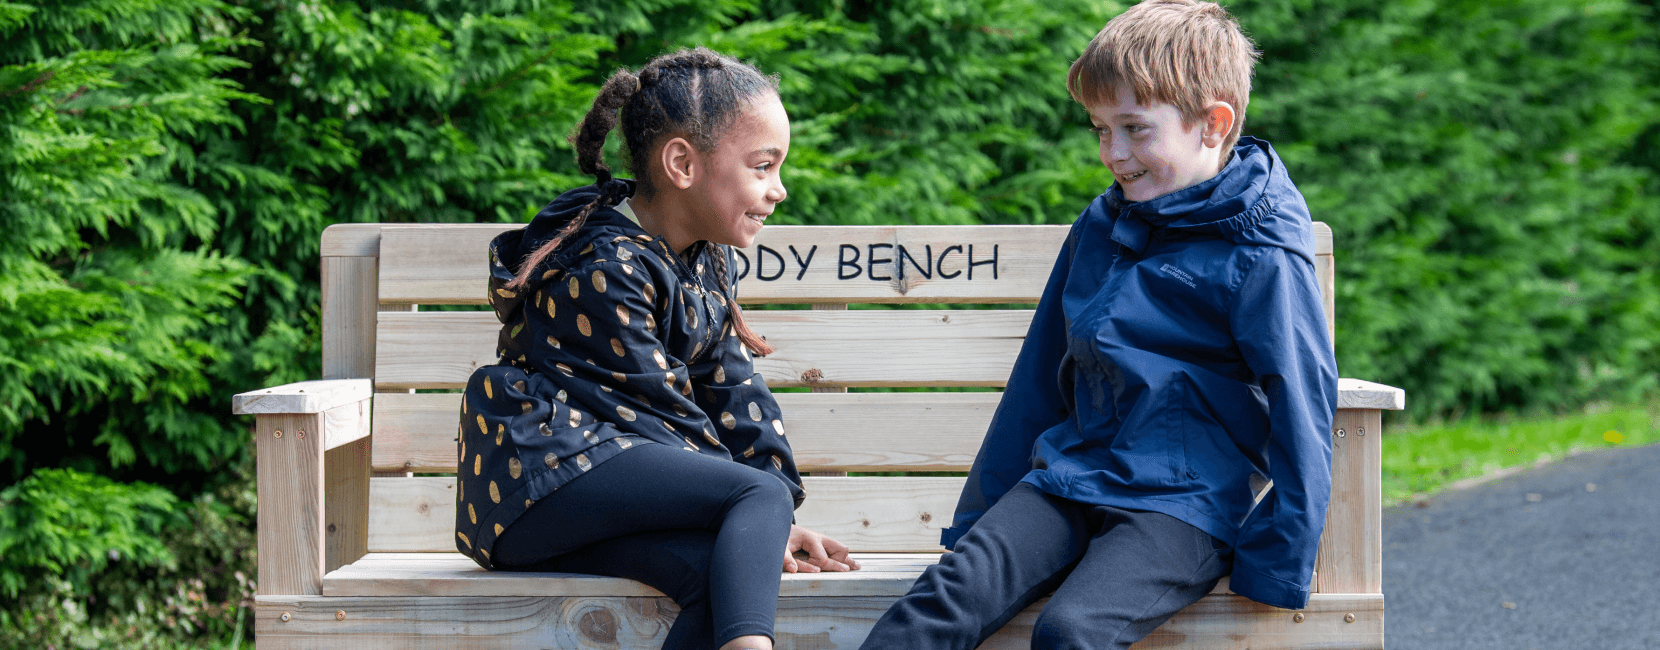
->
xmin=1095 ymin=136 xmax=1316 ymax=265
xmin=487 ymin=180 xmax=644 ymax=323
xmin=499 ymin=179 xmax=641 ymax=269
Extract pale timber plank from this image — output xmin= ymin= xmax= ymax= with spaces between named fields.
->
xmin=372 ymin=310 xmax=1031 ymax=390
xmin=254 ymin=593 xmax=1380 ymax=649
xmin=233 ymin=379 xmax=373 ymax=415
xmin=320 ymin=399 xmax=371 ymax=451
xmin=370 ymin=392 xmax=998 ymax=474
xmin=367 ymin=476 xmax=960 ymax=554
xmin=320 ymin=223 xmax=388 ymax=258
xmin=372 ymin=222 xmax=1331 ymax=306
xmin=321 ymin=257 xmax=379 ymax=381
xmin=325 ymin=437 xmax=371 ymax=575
xmin=1312 ymin=221 xmax=1333 ymax=257
xmin=319 ymin=255 xmax=378 ymax=573
xmin=377 ymin=225 xmax=1070 ymax=305
xmin=1335 ymin=378 xmax=1406 ymax=410
xmin=257 ymin=413 xmax=328 ymax=596
xmin=1318 ymin=253 xmax=1336 ymax=345
xmin=371 ymin=385 xmax=1392 ymax=474
xmin=325 ymin=552 xmax=1236 ymax=598
xmin=1317 ymin=409 xmax=1384 ymax=595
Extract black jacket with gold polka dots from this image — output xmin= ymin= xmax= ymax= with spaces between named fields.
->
xmin=455 ymin=181 xmax=805 ymax=569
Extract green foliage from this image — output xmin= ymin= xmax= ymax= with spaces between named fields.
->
xmin=1241 ymin=0 xmax=1660 ymax=416
xmin=0 ymin=469 xmax=176 ymax=597
xmin=2 ymin=0 xmax=1659 ymax=646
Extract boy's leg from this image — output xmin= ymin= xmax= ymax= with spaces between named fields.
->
xmin=1031 ymin=506 xmax=1230 ymax=650
xmin=858 ymin=483 xmax=1091 ymax=650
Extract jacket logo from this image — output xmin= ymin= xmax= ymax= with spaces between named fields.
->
xmin=1159 ymin=263 xmax=1197 ymax=288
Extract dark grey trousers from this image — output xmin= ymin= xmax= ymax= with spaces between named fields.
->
xmin=859 ymin=483 xmax=1231 ymax=650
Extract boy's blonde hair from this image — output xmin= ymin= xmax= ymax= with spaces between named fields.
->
xmin=1067 ymin=0 xmax=1260 ymax=152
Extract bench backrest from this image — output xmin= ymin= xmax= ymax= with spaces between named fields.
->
xmin=320 ymin=223 xmax=1336 ymax=559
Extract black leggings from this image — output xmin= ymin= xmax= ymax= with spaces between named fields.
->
xmin=493 ymin=443 xmax=795 ymax=649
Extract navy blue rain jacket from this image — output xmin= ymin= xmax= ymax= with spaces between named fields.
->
xmin=942 ymin=137 xmax=1338 ymax=610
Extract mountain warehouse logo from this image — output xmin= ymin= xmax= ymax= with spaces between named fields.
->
xmin=1159 ymin=263 xmax=1197 ymax=288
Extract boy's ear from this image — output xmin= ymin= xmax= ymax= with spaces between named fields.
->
xmin=1201 ymin=101 xmax=1236 ymax=149
xmin=660 ymin=137 xmax=698 ymax=190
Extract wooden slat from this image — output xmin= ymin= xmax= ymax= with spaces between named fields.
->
xmin=373 ymin=222 xmax=1333 ymax=306
xmin=257 ymin=413 xmax=328 ymax=596
xmin=377 ymin=225 xmax=1071 ymax=305
xmin=1312 ymin=221 xmax=1333 ymax=257
xmin=1317 ymin=253 xmax=1335 ymax=344
xmin=328 ymin=553 xmax=944 ymax=598
xmin=371 ymin=384 xmax=1397 ymax=474
xmin=326 ymin=552 xmax=1238 ymax=599
xmin=373 ymin=310 xmax=1031 ymax=390
xmin=254 ymin=592 xmax=1381 ymax=649
xmin=371 ymin=392 xmax=998 ymax=474
xmin=322 ymin=257 xmax=379 ymax=380
xmin=367 ymin=476 xmax=960 ymax=554
xmin=325 ymin=438 xmax=371 ymax=575
xmin=1316 ymin=408 xmax=1384 ymax=595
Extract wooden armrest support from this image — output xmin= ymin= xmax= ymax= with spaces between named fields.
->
xmin=1337 ymin=378 xmax=1404 ymax=411
xmin=233 ymin=379 xmax=373 ymax=416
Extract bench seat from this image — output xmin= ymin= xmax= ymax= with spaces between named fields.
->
xmin=326 ymin=552 xmax=1244 ymax=599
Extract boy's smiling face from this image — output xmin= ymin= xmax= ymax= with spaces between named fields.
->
xmin=1088 ymin=85 xmax=1232 ymax=203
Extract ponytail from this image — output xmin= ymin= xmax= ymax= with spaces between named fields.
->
xmin=506 ymin=69 xmax=641 ymax=290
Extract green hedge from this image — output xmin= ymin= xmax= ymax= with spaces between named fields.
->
xmin=2 ymin=0 xmax=1657 ymax=645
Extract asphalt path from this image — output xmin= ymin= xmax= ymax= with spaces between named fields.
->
xmin=1382 ymin=443 xmax=1660 ymax=649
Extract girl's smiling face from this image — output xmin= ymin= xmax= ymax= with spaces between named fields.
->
xmin=1088 ymin=85 xmax=1230 ymax=203
xmin=685 ymin=93 xmax=790 ymax=249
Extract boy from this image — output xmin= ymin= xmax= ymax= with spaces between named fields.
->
xmin=856 ymin=1 xmax=1338 ymax=648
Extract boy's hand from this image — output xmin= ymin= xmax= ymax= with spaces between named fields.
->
xmin=783 ymin=525 xmax=861 ymax=573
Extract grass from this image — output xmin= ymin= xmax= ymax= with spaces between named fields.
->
xmin=1381 ymin=400 xmax=1660 ymax=505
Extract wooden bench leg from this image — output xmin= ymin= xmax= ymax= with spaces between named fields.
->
xmin=257 ymin=412 xmax=328 ymax=596
xmin=1316 ymin=408 xmax=1383 ymax=594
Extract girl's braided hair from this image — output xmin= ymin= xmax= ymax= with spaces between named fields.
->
xmin=507 ymin=46 xmax=778 ymax=356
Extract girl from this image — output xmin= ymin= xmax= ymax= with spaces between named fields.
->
xmin=455 ymin=47 xmax=859 ymax=650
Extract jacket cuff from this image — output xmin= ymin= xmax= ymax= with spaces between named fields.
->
xmin=940 ymin=526 xmax=967 ymax=551
xmin=1228 ymin=563 xmax=1311 ymax=610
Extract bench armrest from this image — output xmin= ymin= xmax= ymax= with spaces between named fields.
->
xmin=234 ymin=378 xmax=374 ymax=415
xmin=1336 ymin=378 xmax=1405 ymax=411
xmin=236 ymin=379 xmax=375 ymax=596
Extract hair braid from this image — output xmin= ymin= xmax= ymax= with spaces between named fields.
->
xmin=711 ymin=245 xmax=773 ymax=356
xmin=506 ymin=70 xmax=641 ymax=289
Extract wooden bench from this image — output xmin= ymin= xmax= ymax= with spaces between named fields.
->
xmin=234 ymin=222 xmax=1404 ymax=649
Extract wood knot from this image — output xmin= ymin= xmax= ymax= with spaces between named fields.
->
xmin=580 ymin=608 xmax=619 ymax=643
xmin=415 ymin=501 xmax=430 ymax=515
xmin=861 ymin=519 xmax=871 ymax=528
xmin=919 ymin=512 xmax=932 ymax=523
xmin=801 ymin=368 xmax=825 ymax=383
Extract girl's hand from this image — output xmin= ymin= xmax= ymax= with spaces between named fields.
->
xmin=783 ymin=525 xmax=861 ymax=573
